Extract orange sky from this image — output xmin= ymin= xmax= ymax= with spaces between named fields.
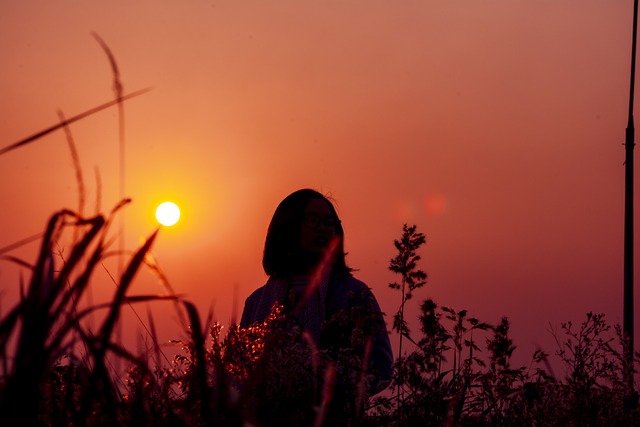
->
xmin=0 ymin=1 xmax=636 ymax=369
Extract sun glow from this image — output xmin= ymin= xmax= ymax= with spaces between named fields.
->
xmin=155 ymin=201 xmax=181 ymax=226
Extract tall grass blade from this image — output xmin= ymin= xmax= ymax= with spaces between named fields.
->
xmin=58 ymin=110 xmax=86 ymax=221
xmin=0 ymin=210 xmax=87 ymax=425
xmin=76 ymin=229 xmax=159 ymax=424
xmin=0 ymin=88 xmax=151 ymax=157
xmin=97 ymin=229 xmax=158 ymax=351
xmin=182 ymin=300 xmax=213 ymax=425
xmin=41 ymin=214 xmax=104 ymax=319
xmin=314 ymin=363 xmax=336 ymax=427
xmin=0 ymin=232 xmax=43 ymax=257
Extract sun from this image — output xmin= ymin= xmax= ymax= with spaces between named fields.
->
xmin=155 ymin=201 xmax=181 ymax=226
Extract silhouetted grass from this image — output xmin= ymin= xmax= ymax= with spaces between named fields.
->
xmin=1 ymin=204 xmax=639 ymax=426
xmin=0 ymin=204 xmax=171 ymax=426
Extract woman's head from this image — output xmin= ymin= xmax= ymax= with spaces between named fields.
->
xmin=263 ymin=189 xmax=351 ymax=277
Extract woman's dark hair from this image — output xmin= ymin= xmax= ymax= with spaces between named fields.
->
xmin=263 ymin=189 xmax=351 ymax=278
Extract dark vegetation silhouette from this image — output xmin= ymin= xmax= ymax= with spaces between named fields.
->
xmin=1 ymin=207 xmax=639 ymax=426
xmin=1 ymin=38 xmax=640 ymax=426
xmin=388 ymin=224 xmax=427 ymax=424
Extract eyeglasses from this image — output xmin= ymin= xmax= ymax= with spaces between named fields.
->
xmin=302 ymin=213 xmax=340 ymax=231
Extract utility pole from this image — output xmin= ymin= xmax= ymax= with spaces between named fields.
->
xmin=624 ymin=0 xmax=638 ymax=397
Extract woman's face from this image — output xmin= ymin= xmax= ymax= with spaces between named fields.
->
xmin=298 ymin=198 xmax=338 ymax=257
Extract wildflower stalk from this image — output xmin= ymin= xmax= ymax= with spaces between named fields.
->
xmin=388 ymin=224 xmax=427 ymax=424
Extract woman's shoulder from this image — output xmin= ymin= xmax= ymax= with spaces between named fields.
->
xmin=328 ymin=273 xmax=377 ymax=305
xmin=332 ymin=273 xmax=370 ymax=291
xmin=240 ymin=283 xmax=268 ymax=328
xmin=245 ymin=284 xmax=266 ymax=303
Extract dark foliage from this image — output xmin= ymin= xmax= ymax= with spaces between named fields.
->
xmin=1 ymin=213 xmax=639 ymax=426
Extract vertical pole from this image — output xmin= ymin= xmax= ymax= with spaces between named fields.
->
xmin=624 ymin=0 xmax=638 ymax=397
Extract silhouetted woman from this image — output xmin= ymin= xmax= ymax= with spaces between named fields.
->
xmin=240 ymin=189 xmax=393 ymax=425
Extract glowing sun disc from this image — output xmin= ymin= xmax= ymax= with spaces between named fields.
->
xmin=156 ymin=202 xmax=181 ymax=226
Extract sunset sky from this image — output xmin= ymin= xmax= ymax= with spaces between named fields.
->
xmin=0 ymin=1 xmax=637 ymax=368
